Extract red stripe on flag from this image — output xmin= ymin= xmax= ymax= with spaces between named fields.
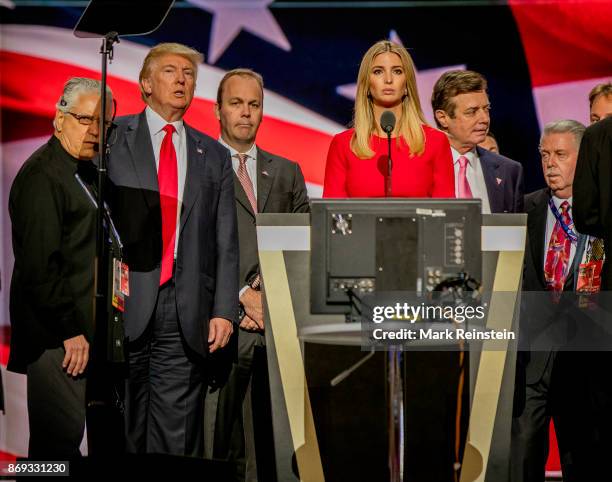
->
xmin=0 ymin=51 xmax=330 ymax=185
xmin=0 ymin=344 xmax=9 ymax=367
xmin=1 ymin=326 xmax=10 ymax=366
xmin=509 ymin=0 xmax=612 ymax=87
xmin=0 ymin=451 xmax=17 ymax=462
xmin=546 ymin=421 xmax=561 ymax=472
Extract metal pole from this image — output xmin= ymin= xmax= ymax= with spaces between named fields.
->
xmin=388 ymin=349 xmax=403 ymax=481
xmin=96 ymin=33 xmax=117 ymax=279
xmin=386 ymin=133 xmax=393 ymax=197
xmin=88 ymin=31 xmax=119 ymax=456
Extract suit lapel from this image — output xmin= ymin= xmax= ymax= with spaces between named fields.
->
xmin=567 ymin=234 xmax=588 ymax=290
xmin=477 ymin=147 xmax=503 ymax=213
xmin=476 ymin=146 xmax=505 ymax=213
xmin=126 ymin=111 xmax=159 ymax=205
xmin=179 ymin=125 xmax=205 ymax=234
xmin=233 ymin=148 xmax=278 ymax=216
xmin=256 ymin=148 xmax=277 ymax=213
xmin=529 ymin=189 xmax=549 ymax=288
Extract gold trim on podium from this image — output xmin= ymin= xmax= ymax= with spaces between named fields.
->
xmin=259 ymin=250 xmax=325 ymax=482
xmin=460 ymin=249 xmax=526 ymax=482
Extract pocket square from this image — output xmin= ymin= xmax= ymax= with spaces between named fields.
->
xmin=197 ymin=147 xmax=203 ymax=154
xmin=496 ymin=177 xmax=502 ymax=185
xmin=262 ymin=170 xmax=269 ymax=177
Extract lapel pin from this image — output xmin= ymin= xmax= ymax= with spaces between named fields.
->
xmin=496 ymin=177 xmax=502 ymax=185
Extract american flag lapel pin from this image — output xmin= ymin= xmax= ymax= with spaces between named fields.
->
xmin=496 ymin=177 xmax=502 ymax=185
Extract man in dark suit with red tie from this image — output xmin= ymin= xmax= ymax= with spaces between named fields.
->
xmin=511 ymin=120 xmax=604 ymax=482
xmin=432 ymin=70 xmax=524 ymax=213
xmin=206 ymin=68 xmax=310 ymax=482
xmin=108 ymin=43 xmax=239 ymax=456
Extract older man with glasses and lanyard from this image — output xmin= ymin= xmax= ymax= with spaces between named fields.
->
xmin=8 ymin=77 xmax=115 ymax=459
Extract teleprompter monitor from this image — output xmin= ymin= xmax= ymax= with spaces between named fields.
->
xmin=310 ymin=199 xmax=482 ymax=315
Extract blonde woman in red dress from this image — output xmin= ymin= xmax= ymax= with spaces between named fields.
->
xmin=323 ymin=40 xmax=455 ymax=198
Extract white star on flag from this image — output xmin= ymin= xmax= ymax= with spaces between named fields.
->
xmin=186 ymin=0 xmax=291 ymax=64
xmin=336 ymin=30 xmax=465 ymax=125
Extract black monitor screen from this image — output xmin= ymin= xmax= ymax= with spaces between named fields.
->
xmin=310 ymin=199 xmax=482 ymax=315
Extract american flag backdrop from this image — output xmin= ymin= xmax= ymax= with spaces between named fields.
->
xmin=1 ymin=0 xmax=611 ymax=474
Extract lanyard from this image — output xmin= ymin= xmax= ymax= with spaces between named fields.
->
xmin=548 ymin=198 xmax=578 ymax=244
xmin=74 ymin=173 xmax=123 ymax=251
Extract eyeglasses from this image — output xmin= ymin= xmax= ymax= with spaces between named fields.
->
xmin=66 ymin=111 xmax=113 ymax=128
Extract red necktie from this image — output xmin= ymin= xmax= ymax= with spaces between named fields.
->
xmin=457 ymin=156 xmax=473 ymax=198
xmin=544 ymin=201 xmax=572 ymax=292
xmin=158 ymin=124 xmax=178 ymax=286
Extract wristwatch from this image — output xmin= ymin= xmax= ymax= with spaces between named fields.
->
xmin=247 ymin=272 xmax=261 ymax=290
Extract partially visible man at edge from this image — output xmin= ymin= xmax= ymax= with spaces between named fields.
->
xmin=479 ymin=131 xmax=500 ymax=154
xmin=573 ymin=116 xmax=612 ymax=479
xmin=588 ymin=81 xmax=612 ymax=124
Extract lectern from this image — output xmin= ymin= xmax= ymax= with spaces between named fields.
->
xmin=257 ymin=204 xmax=526 ymax=482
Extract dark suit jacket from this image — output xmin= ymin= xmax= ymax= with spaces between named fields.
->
xmin=8 ymin=137 xmax=100 ymax=373
xmin=573 ymin=117 xmax=612 ymax=290
xmin=107 ymin=111 xmax=239 ymax=358
xmin=235 ymin=147 xmax=310 ymax=287
xmin=572 ymin=117 xmax=612 ymax=449
xmin=520 ymin=188 xmax=587 ymax=384
xmin=476 ymin=146 xmax=524 ymax=213
xmin=209 ymin=148 xmax=310 ymax=476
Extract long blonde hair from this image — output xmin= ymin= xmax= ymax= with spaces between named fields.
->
xmin=351 ymin=40 xmax=427 ymax=159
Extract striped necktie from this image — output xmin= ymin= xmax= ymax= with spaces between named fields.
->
xmin=237 ymin=153 xmax=257 ymax=213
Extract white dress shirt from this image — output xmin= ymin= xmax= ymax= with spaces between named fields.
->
xmin=218 ymin=138 xmax=258 ymax=198
xmin=451 ymin=147 xmax=492 ymax=214
xmin=544 ymin=195 xmax=579 ymax=270
xmin=145 ymin=106 xmax=187 ymax=259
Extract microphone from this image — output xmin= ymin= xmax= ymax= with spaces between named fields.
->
xmin=380 ymin=110 xmax=396 ymax=134
xmin=380 ymin=111 xmax=396 ymax=197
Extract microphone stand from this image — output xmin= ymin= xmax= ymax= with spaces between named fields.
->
xmin=381 ymin=119 xmax=399 ymax=481
xmin=74 ymin=0 xmax=176 ymax=460
xmin=96 ymin=31 xmax=118 ymax=279
xmin=87 ymin=30 xmax=125 ymax=457
xmin=385 ymin=129 xmax=393 ymax=198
